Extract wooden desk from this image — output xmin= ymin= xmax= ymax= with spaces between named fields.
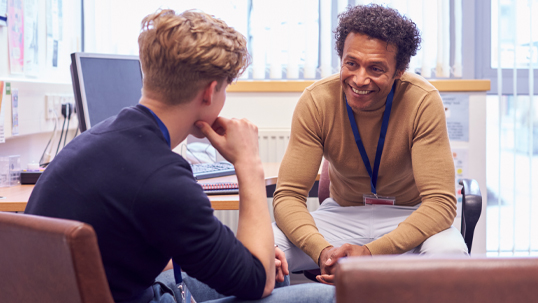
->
xmin=0 ymin=163 xmax=291 ymax=212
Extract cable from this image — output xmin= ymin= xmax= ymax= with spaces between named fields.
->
xmin=63 ymin=103 xmax=72 ymax=147
xmin=39 ymin=109 xmax=59 ymax=166
xmin=71 ymin=102 xmax=79 ymax=141
xmin=72 ymin=120 xmax=79 ymax=141
xmin=55 ymin=108 xmax=67 ymax=156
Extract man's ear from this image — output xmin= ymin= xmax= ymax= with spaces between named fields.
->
xmin=201 ymin=80 xmax=219 ymax=106
xmin=394 ymin=69 xmax=404 ymax=80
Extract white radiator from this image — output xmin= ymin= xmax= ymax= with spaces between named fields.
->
xmin=258 ymin=129 xmax=291 ymax=163
xmin=214 ymin=129 xmax=291 ymax=233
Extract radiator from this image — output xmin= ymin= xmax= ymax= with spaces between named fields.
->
xmin=258 ymin=129 xmax=291 ymax=163
xmin=214 ymin=129 xmax=291 ymax=233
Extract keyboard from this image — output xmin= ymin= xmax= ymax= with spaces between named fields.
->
xmin=191 ymin=161 xmax=236 ymax=180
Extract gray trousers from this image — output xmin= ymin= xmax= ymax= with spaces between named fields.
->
xmin=273 ymin=198 xmax=469 ymax=272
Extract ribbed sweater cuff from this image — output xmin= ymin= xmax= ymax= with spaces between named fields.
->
xmin=364 ymin=236 xmax=395 ymax=255
xmin=305 ymin=234 xmax=333 ymax=265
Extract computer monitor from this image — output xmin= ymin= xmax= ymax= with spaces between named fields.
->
xmin=70 ymin=52 xmax=143 ymax=132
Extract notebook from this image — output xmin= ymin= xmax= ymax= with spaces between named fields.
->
xmin=201 ymin=182 xmax=239 ymax=195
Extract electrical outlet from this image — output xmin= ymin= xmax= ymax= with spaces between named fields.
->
xmin=45 ymin=94 xmax=75 ymax=119
xmin=45 ymin=94 xmax=55 ymax=120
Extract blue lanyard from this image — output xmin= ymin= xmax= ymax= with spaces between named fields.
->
xmin=345 ymin=83 xmax=396 ymax=196
xmin=140 ymin=105 xmax=171 ymax=148
xmin=140 ymin=105 xmax=183 ymax=283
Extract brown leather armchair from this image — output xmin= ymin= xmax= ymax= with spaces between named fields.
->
xmin=335 ymin=255 xmax=538 ymax=303
xmin=0 ymin=212 xmax=114 ymax=303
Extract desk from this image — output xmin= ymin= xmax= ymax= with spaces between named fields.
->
xmin=0 ymin=163 xmax=314 ymax=212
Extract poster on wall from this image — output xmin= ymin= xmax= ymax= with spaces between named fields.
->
xmin=7 ymin=0 xmax=24 ymax=74
xmin=46 ymin=0 xmax=62 ymax=68
xmin=24 ymin=0 xmax=39 ymax=77
xmin=0 ymin=0 xmax=7 ymax=27
xmin=0 ymin=81 xmax=5 ymax=144
xmin=442 ymin=94 xmax=470 ymax=142
xmin=11 ymin=88 xmax=19 ymax=136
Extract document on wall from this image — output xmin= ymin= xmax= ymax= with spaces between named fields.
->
xmin=11 ymin=88 xmax=19 ymax=136
xmin=0 ymin=81 xmax=5 ymax=143
xmin=451 ymin=148 xmax=469 ymax=209
xmin=24 ymin=0 xmax=39 ymax=77
xmin=46 ymin=0 xmax=62 ymax=68
xmin=442 ymin=94 xmax=470 ymax=142
xmin=7 ymin=0 xmax=24 ymax=74
xmin=0 ymin=0 xmax=7 ymax=27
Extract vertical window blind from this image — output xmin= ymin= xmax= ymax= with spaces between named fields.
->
xmin=83 ymin=0 xmax=463 ymax=80
xmin=487 ymin=0 xmax=537 ymax=256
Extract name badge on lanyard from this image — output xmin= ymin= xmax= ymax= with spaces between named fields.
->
xmin=345 ymin=83 xmax=397 ymax=205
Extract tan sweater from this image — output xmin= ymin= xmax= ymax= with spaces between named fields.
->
xmin=273 ymin=72 xmax=457 ymax=265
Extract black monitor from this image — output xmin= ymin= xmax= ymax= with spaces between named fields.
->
xmin=70 ymin=52 xmax=143 ymax=132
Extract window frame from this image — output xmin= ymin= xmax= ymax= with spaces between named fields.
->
xmin=474 ymin=0 xmax=538 ymax=95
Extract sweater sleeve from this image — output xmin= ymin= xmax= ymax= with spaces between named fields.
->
xmin=273 ymin=90 xmax=332 ymax=265
xmin=364 ymin=90 xmax=457 ymax=255
xmin=133 ymin=162 xmax=266 ymax=300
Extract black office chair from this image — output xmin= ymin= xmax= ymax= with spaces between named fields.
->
xmin=301 ymin=159 xmax=483 ymax=282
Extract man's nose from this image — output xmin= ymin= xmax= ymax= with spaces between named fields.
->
xmin=352 ymin=68 xmax=371 ymax=87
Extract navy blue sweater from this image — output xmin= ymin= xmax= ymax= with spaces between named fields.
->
xmin=26 ymin=105 xmax=265 ymax=302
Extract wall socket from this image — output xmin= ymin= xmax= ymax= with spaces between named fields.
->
xmin=45 ymin=94 xmax=75 ymax=120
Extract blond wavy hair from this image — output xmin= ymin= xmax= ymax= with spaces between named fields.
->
xmin=138 ymin=9 xmax=250 ymax=104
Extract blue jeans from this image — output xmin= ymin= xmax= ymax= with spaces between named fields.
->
xmin=153 ymin=270 xmax=335 ymax=303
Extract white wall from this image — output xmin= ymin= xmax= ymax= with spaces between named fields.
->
xmin=222 ymin=92 xmax=301 ymax=129
xmin=449 ymin=93 xmax=488 ymax=255
xmin=0 ymin=0 xmax=80 ymax=166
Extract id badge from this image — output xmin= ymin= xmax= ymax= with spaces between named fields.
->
xmin=363 ymin=194 xmax=395 ymax=205
xmin=178 ymin=281 xmax=197 ymax=303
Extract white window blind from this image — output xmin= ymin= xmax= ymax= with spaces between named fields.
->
xmin=487 ymin=0 xmax=537 ymax=256
xmin=83 ymin=0 xmax=463 ymax=80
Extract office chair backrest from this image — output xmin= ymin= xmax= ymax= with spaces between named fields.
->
xmin=335 ymin=256 xmax=538 ymax=303
xmin=459 ymin=178 xmax=482 ymax=252
xmin=0 ymin=212 xmax=114 ymax=303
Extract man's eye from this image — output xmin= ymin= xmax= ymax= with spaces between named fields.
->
xmin=346 ymin=61 xmax=355 ymax=67
xmin=372 ymin=67 xmax=384 ymax=72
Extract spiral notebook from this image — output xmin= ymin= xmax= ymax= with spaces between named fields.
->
xmin=201 ymin=182 xmax=239 ymax=195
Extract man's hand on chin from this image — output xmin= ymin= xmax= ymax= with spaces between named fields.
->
xmin=317 ymin=243 xmax=371 ymax=285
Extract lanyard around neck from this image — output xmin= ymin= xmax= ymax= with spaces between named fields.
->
xmin=140 ymin=105 xmax=171 ymax=148
xmin=345 ymin=83 xmax=396 ymax=196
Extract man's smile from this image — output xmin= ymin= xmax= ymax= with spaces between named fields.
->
xmin=349 ymin=85 xmax=374 ymax=95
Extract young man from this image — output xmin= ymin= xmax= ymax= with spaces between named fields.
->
xmin=273 ymin=4 xmax=468 ymax=284
xmin=26 ymin=9 xmax=333 ymax=303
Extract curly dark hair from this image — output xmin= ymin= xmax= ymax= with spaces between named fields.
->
xmin=335 ymin=4 xmax=421 ymax=72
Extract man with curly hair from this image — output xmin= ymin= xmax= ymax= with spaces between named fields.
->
xmin=26 ymin=9 xmax=334 ymax=303
xmin=273 ymin=4 xmax=468 ymax=284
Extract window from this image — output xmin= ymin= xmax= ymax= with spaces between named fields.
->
xmin=476 ymin=0 xmax=537 ymax=95
xmin=83 ymin=0 xmax=319 ymax=79
xmin=480 ymin=0 xmax=537 ymax=256
xmin=83 ymin=0 xmax=465 ymax=80
xmin=491 ymin=0 xmax=538 ymax=69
